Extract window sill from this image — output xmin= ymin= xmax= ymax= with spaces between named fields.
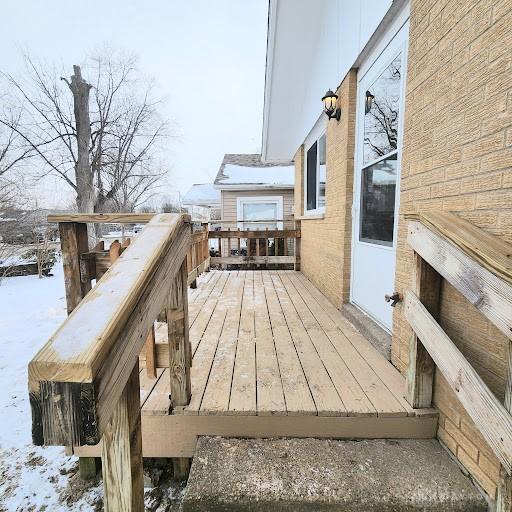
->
xmin=298 ymin=213 xmax=325 ymax=220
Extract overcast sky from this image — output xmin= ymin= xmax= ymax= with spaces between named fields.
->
xmin=1 ymin=1 xmax=268 ymax=208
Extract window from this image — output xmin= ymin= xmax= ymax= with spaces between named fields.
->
xmin=237 ymin=196 xmax=283 ymax=231
xmin=359 ymin=54 xmax=402 ymax=246
xmin=305 ymin=132 xmax=326 ymax=213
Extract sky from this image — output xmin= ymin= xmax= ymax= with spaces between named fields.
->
xmin=0 ymin=1 xmax=269 ymax=209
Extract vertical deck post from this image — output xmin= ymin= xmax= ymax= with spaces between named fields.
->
xmin=59 ymin=221 xmax=98 ymax=477
xmin=101 ymin=361 xmax=144 ymax=511
xmin=144 ymin=323 xmax=157 ymax=378
xmin=167 ymin=259 xmax=192 ymax=479
xmin=406 ymin=253 xmax=441 ymax=408
xmin=294 ymin=220 xmax=301 ymax=271
xmin=497 ymin=340 xmax=512 ymax=511
xmin=59 ymin=222 xmax=91 ymax=314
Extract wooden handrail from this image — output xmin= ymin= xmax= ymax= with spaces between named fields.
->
xmin=405 ymin=212 xmax=512 ymax=505
xmin=209 ymin=229 xmax=300 ymax=239
xmin=405 ymin=291 xmax=512 ymax=474
xmin=48 ymin=213 xmax=156 ymax=224
xmin=29 ymin=213 xmax=191 ymax=446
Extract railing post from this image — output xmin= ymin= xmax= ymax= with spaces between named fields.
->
xmin=59 ymin=222 xmax=91 ymax=314
xmin=406 ymin=252 xmax=441 ymax=408
xmin=294 ymin=220 xmax=301 ymax=271
xmin=167 ymin=258 xmax=192 ymax=479
xmin=101 ymin=361 xmax=144 ymax=511
xmin=59 ymin=221 xmax=98 ymax=477
xmin=144 ymin=324 xmax=157 ymax=378
xmin=497 ymin=341 xmax=512 ymax=511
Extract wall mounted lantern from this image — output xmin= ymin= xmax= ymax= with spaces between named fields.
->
xmin=365 ymin=90 xmax=375 ymax=114
xmin=322 ymin=89 xmax=341 ymax=121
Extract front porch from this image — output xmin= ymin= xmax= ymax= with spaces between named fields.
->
xmin=76 ymin=269 xmax=436 ymax=459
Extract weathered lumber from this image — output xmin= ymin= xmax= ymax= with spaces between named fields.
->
xmin=497 ymin=341 xmax=512 ymax=510
xmin=101 ymin=362 xmax=144 ymax=512
xmin=406 ymin=254 xmax=441 ymax=408
xmin=211 ymin=256 xmax=295 ymax=265
xmin=294 ymin=220 xmax=301 ymax=271
xmin=29 ymin=214 xmax=191 ymax=446
xmin=168 ymin=261 xmax=192 ymax=409
xmin=145 ymin=324 xmax=157 ymax=379
xmin=405 ymin=291 xmax=512 ymax=475
xmin=209 ymin=229 xmax=300 ymax=239
xmin=408 ymin=219 xmax=512 ymax=341
xmin=407 ymin=212 xmax=512 ymax=286
xmin=48 ymin=213 xmax=155 ymax=224
xmin=59 ymin=222 xmax=91 ymax=314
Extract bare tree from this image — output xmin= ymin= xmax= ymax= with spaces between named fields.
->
xmin=0 ymin=52 xmax=171 ymax=243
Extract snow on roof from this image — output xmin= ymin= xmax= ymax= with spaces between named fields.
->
xmin=217 ymin=164 xmax=294 ymax=187
xmin=214 ymin=153 xmax=294 ymax=188
xmin=182 ymin=183 xmax=221 ymax=206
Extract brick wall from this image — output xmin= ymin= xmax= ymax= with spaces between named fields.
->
xmin=294 ymin=70 xmax=357 ymax=307
xmin=392 ymin=0 xmax=512 ymax=499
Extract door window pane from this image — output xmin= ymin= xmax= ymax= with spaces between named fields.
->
xmin=363 ymin=55 xmax=402 ymax=166
xmin=318 ymin=134 xmax=326 ymax=209
xmin=306 ymin=141 xmax=317 ymax=211
xmin=359 ymin=154 xmax=397 ymax=246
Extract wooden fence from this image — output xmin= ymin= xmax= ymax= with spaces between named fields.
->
xmin=404 ymin=212 xmax=512 ymax=511
xmin=30 ymin=213 xmax=193 ymax=510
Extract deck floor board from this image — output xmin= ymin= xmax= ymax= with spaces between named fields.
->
xmin=143 ymin=270 xmax=432 ymax=419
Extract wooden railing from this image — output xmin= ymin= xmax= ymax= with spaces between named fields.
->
xmin=30 ymin=213 xmax=192 ymax=510
xmin=404 ymin=212 xmax=512 ymax=510
xmin=187 ymin=222 xmax=210 ymax=287
xmin=209 ymin=220 xmax=301 ymax=269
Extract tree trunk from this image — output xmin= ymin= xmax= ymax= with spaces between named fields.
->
xmin=66 ymin=65 xmax=95 ymax=247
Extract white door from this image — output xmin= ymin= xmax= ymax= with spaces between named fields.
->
xmin=351 ymin=24 xmax=408 ymax=331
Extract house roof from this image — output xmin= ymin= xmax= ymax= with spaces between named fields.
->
xmin=182 ymin=183 xmax=221 ymax=207
xmin=214 ymin=154 xmax=294 ymax=190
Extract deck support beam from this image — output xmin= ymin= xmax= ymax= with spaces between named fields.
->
xmin=406 ymin=253 xmax=441 ymax=408
xmin=101 ymin=362 xmax=144 ymax=512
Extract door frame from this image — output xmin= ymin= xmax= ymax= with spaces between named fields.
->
xmin=349 ymin=18 xmax=410 ymax=331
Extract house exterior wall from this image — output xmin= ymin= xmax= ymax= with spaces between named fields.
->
xmin=391 ymin=0 xmax=512 ymax=500
xmin=294 ymin=70 xmax=357 ymax=307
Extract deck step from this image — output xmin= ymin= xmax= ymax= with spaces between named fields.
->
xmin=183 ymin=437 xmax=488 ymax=512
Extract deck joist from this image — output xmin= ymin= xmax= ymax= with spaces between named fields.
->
xmin=75 ymin=270 xmax=437 ymax=458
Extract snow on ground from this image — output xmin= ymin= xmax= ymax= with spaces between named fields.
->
xmin=0 ymin=262 xmax=103 ymax=511
xmin=0 ymin=262 xmax=184 ymax=511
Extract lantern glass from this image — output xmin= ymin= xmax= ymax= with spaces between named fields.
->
xmin=322 ymin=90 xmax=338 ymax=117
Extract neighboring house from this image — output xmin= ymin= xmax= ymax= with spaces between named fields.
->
xmin=263 ymin=0 xmax=512 ymax=503
xmin=182 ymin=183 xmax=221 ymax=224
xmin=214 ymin=153 xmax=295 ymax=234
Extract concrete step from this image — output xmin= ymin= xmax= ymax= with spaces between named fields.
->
xmin=182 ymin=437 xmax=488 ymax=512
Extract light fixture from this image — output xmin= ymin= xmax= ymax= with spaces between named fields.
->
xmin=365 ymin=90 xmax=375 ymax=114
xmin=322 ymin=89 xmax=341 ymax=121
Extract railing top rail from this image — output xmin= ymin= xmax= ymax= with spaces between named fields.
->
xmin=209 ymin=229 xmax=300 ymax=239
xmin=47 ymin=213 xmax=156 ymax=224
xmin=406 ymin=212 xmax=512 ymax=286
xmin=29 ymin=213 xmax=191 ymax=446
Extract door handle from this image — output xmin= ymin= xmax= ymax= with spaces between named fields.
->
xmin=384 ymin=292 xmax=402 ymax=307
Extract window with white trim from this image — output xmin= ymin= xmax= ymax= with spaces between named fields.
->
xmin=236 ymin=196 xmax=284 ymax=231
xmin=305 ymin=132 xmax=326 ymax=213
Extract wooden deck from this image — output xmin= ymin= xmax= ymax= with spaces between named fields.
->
xmin=76 ymin=270 xmax=437 ymax=458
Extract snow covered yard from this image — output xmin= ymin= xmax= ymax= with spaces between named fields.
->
xmin=0 ymin=262 xmax=184 ymax=511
